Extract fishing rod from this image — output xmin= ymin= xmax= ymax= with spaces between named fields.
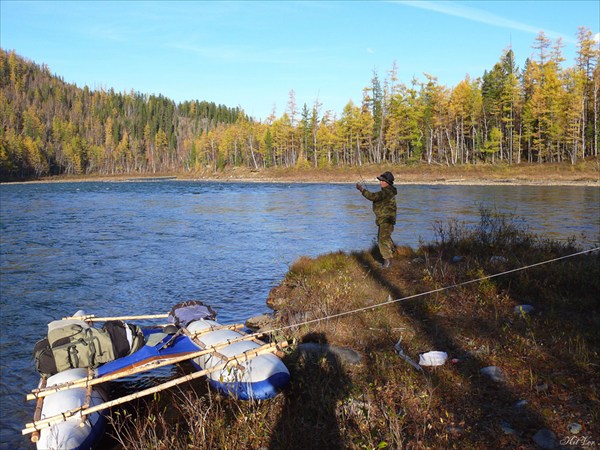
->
xmin=356 ymin=164 xmax=367 ymax=186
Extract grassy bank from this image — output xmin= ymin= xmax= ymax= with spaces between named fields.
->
xmin=109 ymin=211 xmax=599 ymax=449
xmin=12 ymin=160 xmax=600 ymax=185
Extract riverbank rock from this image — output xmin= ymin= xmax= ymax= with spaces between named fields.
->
xmin=490 ymin=255 xmax=508 ymax=264
xmin=298 ymin=342 xmax=364 ymax=365
xmin=480 ymin=366 xmax=504 ymax=382
xmin=245 ymin=313 xmax=275 ymax=331
xmin=500 ymin=421 xmax=517 ymax=435
xmin=514 ymin=304 xmax=535 ymax=315
xmin=446 ymin=425 xmax=464 ymax=437
xmin=532 ymin=429 xmax=558 ymax=449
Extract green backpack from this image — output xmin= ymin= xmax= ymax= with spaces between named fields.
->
xmin=33 ymin=319 xmax=145 ymax=376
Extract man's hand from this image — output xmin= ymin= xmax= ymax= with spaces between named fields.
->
xmin=355 ymin=183 xmax=364 ymax=192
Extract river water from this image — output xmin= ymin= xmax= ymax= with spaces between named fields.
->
xmin=1 ymin=180 xmax=598 ymax=448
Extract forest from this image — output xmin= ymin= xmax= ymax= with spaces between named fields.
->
xmin=0 ymin=27 xmax=598 ymax=180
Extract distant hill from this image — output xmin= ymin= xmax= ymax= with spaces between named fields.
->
xmin=0 ymin=49 xmax=244 ymax=180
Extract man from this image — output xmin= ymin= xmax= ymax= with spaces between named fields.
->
xmin=356 ymin=171 xmax=397 ymax=269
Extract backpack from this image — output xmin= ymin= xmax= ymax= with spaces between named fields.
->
xmin=33 ymin=319 xmax=145 ymax=376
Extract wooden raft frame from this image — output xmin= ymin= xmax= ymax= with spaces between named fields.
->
xmin=23 ymin=340 xmax=288 ymax=436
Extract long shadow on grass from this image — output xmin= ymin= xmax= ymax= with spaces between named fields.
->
xmin=269 ymin=333 xmax=351 ymax=450
xmin=353 ymin=251 xmax=553 ymax=447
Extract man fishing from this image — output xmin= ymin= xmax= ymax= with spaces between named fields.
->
xmin=356 ymin=171 xmax=397 ymax=269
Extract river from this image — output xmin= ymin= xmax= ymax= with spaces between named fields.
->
xmin=1 ymin=180 xmax=598 ymax=448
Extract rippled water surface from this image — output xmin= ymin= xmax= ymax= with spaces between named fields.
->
xmin=1 ymin=181 xmax=598 ymax=448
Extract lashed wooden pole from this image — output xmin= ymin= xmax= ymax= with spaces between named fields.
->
xmin=79 ymin=368 xmax=94 ymax=428
xmin=183 ymin=326 xmax=248 ymax=371
xmin=189 ymin=323 xmax=246 ymax=338
xmin=30 ymin=377 xmax=47 ymax=443
xmin=23 ymin=340 xmax=288 ymax=435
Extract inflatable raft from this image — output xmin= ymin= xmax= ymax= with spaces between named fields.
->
xmin=25 ymin=303 xmax=289 ymax=448
xmin=33 ymin=368 xmax=108 ymax=450
xmin=169 ymin=300 xmax=290 ymax=400
xmin=27 ymin=327 xmax=199 ymax=450
xmin=185 ymin=318 xmax=290 ymax=400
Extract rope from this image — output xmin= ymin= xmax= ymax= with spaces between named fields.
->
xmin=260 ymin=246 xmax=600 ymax=337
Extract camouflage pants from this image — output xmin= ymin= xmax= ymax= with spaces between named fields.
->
xmin=377 ymin=222 xmax=395 ymax=260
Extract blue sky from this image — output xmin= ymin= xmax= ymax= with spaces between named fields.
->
xmin=1 ymin=1 xmax=598 ymax=121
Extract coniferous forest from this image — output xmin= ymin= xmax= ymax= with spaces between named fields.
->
xmin=1 ymin=27 xmax=598 ymax=181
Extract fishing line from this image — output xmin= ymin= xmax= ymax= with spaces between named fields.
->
xmin=356 ymin=164 xmax=367 ymax=186
xmin=259 ymin=246 xmax=599 ymax=338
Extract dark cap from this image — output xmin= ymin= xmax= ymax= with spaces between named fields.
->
xmin=377 ymin=171 xmax=394 ymax=185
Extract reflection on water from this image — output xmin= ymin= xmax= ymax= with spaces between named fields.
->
xmin=0 ymin=181 xmax=598 ymax=447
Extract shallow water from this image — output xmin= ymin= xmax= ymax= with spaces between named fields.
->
xmin=1 ymin=181 xmax=598 ymax=448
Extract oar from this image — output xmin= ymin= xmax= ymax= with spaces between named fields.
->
xmin=23 ymin=341 xmax=288 ymax=436
xmin=27 ymin=330 xmax=265 ymax=400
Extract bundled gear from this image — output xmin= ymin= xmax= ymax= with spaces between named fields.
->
xmin=33 ymin=318 xmax=145 ymax=376
xmin=168 ymin=300 xmax=217 ymax=327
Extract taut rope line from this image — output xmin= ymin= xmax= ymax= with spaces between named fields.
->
xmin=260 ymin=247 xmax=599 ymax=337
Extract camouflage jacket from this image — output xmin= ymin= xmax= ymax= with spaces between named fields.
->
xmin=361 ymin=185 xmax=397 ymax=225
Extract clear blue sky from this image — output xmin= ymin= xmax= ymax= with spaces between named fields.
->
xmin=1 ymin=1 xmax=598 ymax=121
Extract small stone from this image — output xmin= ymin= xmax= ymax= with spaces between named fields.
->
xmin=500 ymin=421 xmax=516 ymax=435
xmin=446 ymin=425 xmax=463 ymax=437
xmin=452 ymin=255 xmax=464 ymax=263
xmin=490 ymin=255 xmax=508 ymax=264
xmin=298 ymin=342 xmax=364 ymax=365
xmin=480 ymin=366 xmax=504 ymax=382
xmin=472 ymin=345 xmax=491 ymax=356
xmin=513 ymin=304 xmax=535 ymax=315
xmin=532 ymin=429 xmax=558 ymax=449
xmin=534 ymin=382 xmax=549 ymax=393
xmin=567 ymin=423 xmax=582 ymax=434
xmin=513 ymin=399 xmax=528 ymax=408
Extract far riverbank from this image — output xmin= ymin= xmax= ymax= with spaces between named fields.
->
xmin=3 ymin=161 xmax=599 ymax=186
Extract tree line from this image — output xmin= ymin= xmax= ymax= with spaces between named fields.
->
xmin=1 ymin=27 xmax=598 ymax=180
